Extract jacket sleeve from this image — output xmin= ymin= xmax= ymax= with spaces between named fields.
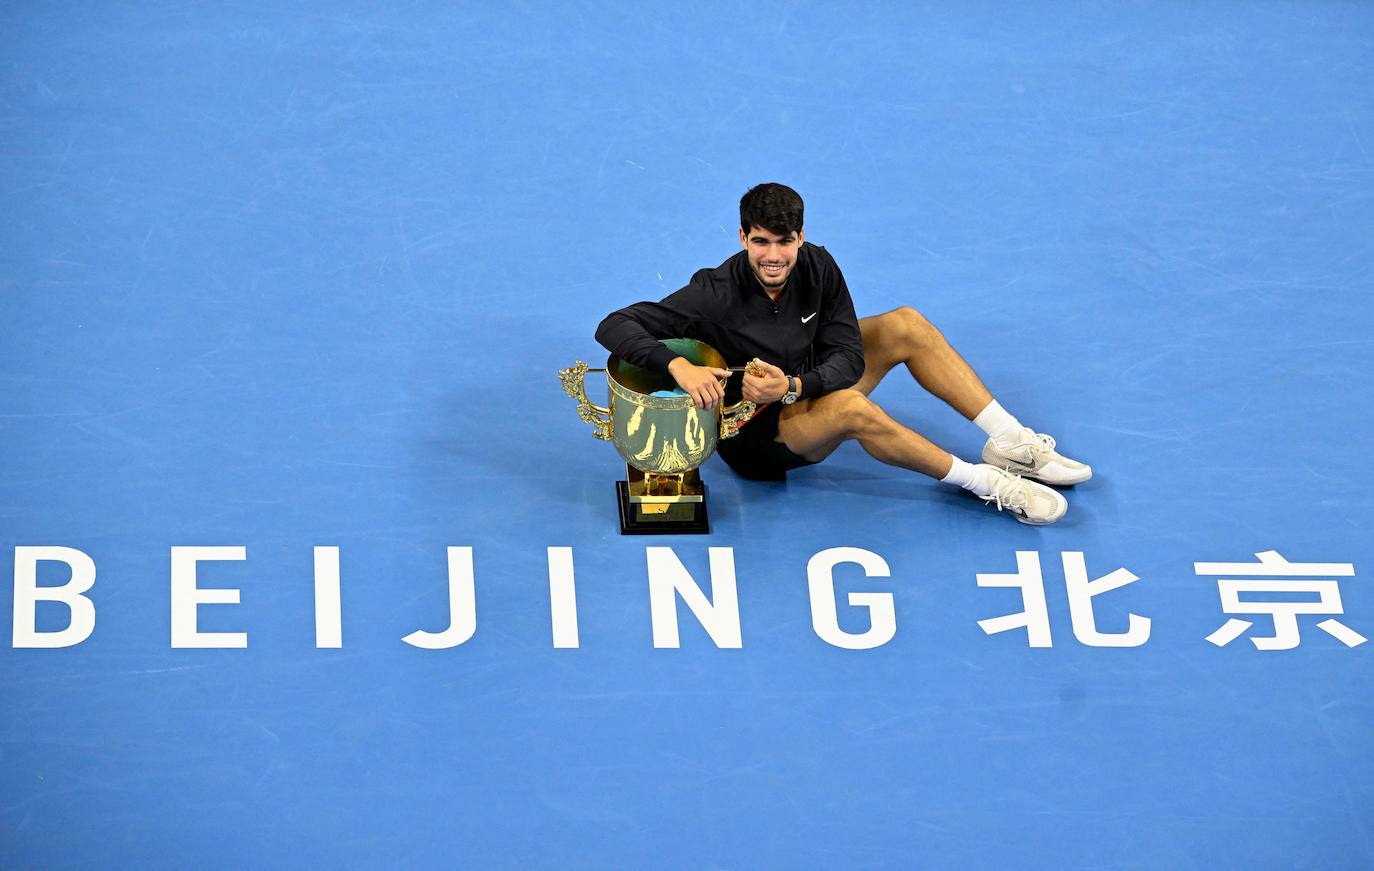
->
xmin=797 ymin=248 xmax=865 ymax=399
xmin=594 ymin=271 xmax=715 ymax=373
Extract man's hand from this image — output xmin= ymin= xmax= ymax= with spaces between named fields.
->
xmin=668 ymin=357 xmax=731 ymax=409
xmin=742 ymin=359 xmax=790 ymax=404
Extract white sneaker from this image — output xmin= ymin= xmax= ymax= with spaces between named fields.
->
xmin=982 ymin=428 xmax=1092 ymax=486
xmin=979 ymin=465 xmax=1068 ymax=525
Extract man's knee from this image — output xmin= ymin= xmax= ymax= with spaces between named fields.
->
xmin=825 ymin=388 xmax=891 ymax=437
xmin=889 ymin=305 xmax=941 ymax=348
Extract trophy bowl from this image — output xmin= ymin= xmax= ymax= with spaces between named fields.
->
xmin=559 ymin=338 xmax=756 ymax=534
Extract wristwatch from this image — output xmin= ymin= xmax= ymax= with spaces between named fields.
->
xmin=781 ymin=375 xmax=799 ymax=405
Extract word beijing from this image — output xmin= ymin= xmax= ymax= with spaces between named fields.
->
xmin=9 ymin=547 xmax=1366 ymax=652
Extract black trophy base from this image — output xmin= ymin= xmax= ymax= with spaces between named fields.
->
xmin=616 ymin=481 xmax=710 ymax=535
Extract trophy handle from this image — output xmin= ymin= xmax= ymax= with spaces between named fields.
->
xmin=558 ymin=361 xmax=613 ymax=441
xmin=719 ymin=399 xmax=758 ymax=439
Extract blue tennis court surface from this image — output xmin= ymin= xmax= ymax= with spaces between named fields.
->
xmin=3 ymin=2 xmax=1372 ymax=867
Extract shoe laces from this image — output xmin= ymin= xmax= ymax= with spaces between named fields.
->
xmin=998 ymin=430 xmax=1055 ymax=470
xmin=1013 ymin=429 xmax=1055 ymax=454
xmin=986 ymin=470 xmax=1030 ymax=513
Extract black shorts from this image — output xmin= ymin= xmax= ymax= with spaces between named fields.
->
xmin=715 ymin=402 xmax=817 ymax=481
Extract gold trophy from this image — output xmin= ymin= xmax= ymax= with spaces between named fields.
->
xmin=559 ymin=338 xmax=756 ymax=534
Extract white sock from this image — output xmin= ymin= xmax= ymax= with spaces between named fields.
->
xmin=973 ymin=400 xmax=1025 ymax=448
xmin=941 ymin=456 xmax=997 ymax=497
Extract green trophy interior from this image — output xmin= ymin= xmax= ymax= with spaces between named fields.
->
xmin=607 ymin=337 xmax=726 ymax=395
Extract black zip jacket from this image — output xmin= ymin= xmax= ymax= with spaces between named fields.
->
xmin=594 ymin=242 xmax=865 ymax=400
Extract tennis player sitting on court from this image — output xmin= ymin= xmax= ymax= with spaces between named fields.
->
xmin=595 ymin=183 xmax=1090 ymax=524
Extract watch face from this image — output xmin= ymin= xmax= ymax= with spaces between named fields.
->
xmin=782 ymin=393 xmax=797 ymax=404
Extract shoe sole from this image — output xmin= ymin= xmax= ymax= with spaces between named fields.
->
xmin=1013 ymin=511 xmax=1064 ymax=525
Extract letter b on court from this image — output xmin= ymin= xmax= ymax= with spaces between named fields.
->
xmin=13 ymin=546 xmax=97 ymax=648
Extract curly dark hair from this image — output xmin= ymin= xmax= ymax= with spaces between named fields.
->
xmin=739 ymin=183 xmax=804 ymax=236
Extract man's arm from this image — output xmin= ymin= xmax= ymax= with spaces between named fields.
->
xmin=594 ymin=271 xmax=713 ymax=373
xmin=594 ymin=272 xmax=731 ymax=408
xmin=796 ymin=248 xmax=865 ymax=398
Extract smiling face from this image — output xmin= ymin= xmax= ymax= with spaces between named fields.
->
xmin=739 ymin=225 xmax=804 ymax=295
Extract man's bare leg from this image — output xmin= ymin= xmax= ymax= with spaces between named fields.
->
xmin=777 ymin=388 xmax=954 ymax=478
xmin=853 ymin=306 xmax=991 ymax=418
xmin=775 ymin=305 xmax=995 ymax=476
xmin=773 ymin=388 xmax=1068 ymax=524
xmin=848 ymin=305 xmax=1092 ymax=486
